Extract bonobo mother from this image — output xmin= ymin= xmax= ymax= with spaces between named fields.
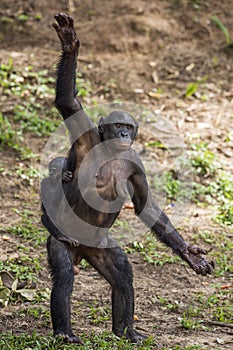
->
xmin=41 ymin=13 xmax=214 ymax=344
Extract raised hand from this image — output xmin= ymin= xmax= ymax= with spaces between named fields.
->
xmin=52 ymin=13 xmax=80 ymax=53
xmin=181 ymin=245 xmax=215 ymax=276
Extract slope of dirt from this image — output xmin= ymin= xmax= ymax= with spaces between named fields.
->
xmin=0 ymin=1 xmax=232 ymax=349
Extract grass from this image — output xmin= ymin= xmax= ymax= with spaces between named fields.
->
xmin=87 ymin=304 xmax=111 ymax=324
xmin=0 ymin=60 xmax=60 ymax=157
xmin=0 ymin=331 xmax=156 ymax=350
xmin=0 ymin=331 xmax=216 ymax=350
xmin=126 ymin=236 xmax=180 ymax=266
xmin=211 ymin=15 xmax=232 ymax=45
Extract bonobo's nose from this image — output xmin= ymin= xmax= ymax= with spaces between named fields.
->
xmin=120 ymin=131 xmax=129 ymax=138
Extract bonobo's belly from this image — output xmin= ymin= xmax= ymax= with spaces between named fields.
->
xmin=66 ymin=158 xmax=132 ymax=228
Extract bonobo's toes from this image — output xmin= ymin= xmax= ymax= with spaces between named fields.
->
xmin=130 ymin=331 xmax=148 ymax=343
xmin=56 ymin=333 xmax=84 ymax=345
xmin=115 ymin=328 xmax=148 ymax=343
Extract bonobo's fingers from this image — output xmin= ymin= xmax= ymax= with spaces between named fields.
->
xmin=62 ymin=171 xmax=73 ymax=183
xmin=187 ymin=245 xmax=208 ymax=255
xmin=73 ymin=265 xmax=80 ymax=276
xmin=52 ymin=13 xmax=80 ymax=53
xmin=181 ymin=245 xmax=215 ymax=276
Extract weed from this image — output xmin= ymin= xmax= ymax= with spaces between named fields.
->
xmin=0 ymin=331 xmax=156 ymax=349
xmin=179 ymin=307 xmax=203 ymax=330
xmin=126 ymin=235 xmax=179 ymax=266
xmin=87 ymin=304 xmax=111 ymax=324
xmin=15 ymin=164 xmax=40 ymax=186
xmin=0 ymin=255 xmax=41 ymax=283
xmin=209 ymin=171 xmax=233 ymax=226
xmin=9 ymin=208 xmax=47 ymax=246
xmin=194 ymin=288 xmax=233 ymax=324
xmin=189 ymin=142 xmax=216 ymax=177
xmin=184 ymin=76 xmax=208 ymax=98
xmin=0 ymin=60 xmax=60 ymax=155
xmin=158 ymin=296 xmax=179 ymax=311
xmin=211 ymin=15 xmax=232 ymax=45
xmin=0 ymin=113 xmax=23 ymax=151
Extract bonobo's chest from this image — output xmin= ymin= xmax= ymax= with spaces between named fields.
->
xmin=95 ymin=158 xmax=133 ymax=200
xmin=71 ymin=148 xmax=138 ymax=206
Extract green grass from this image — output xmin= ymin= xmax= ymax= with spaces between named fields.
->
xmin=0 ymin=255 xmax=41 ymax=283
xmin=0 ymin=331 xmax=156 ymax=350
xmin=87 ymin=304 xmax=111 ymax=324
xmin=9 ymin=209 xmax=47 ymax=246
xmin=0 ymin=331 xmax=213 ymax=350
xmin=0 ymin=60 xmax=60 ymax=156
xmin=126 ymin=235 xmax=180 ymax=266
xmin=211 ymin=15 xmax=232 ymax=45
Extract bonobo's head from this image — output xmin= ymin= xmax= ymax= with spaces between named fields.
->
xmin=48 ymin=157 xmax=66 ymax=181
xmin=98 ymin=111 xmax=138 ymax=151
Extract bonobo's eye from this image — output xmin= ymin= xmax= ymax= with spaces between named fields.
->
xmin=114 ymin=123 xmax=121 ymax=129
xmin=49 ymin=168 xmax=57 ymax=177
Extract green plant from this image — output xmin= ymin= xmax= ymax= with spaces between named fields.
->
xmin=87 ymin=304 xmax=111 ymax=324
xmin=0 ymin=113 xmax=23 ymax=150
xmin=189 ymin=142 xmax=216 ymax=176
xmin=126 ymin=236 xmax=179 ymax=266
xmin=0 ymin=331 xmax=156 ymax=350
xmin=185 ymin=76 xmax=208 ymax=98
xmin=9 ymin=208 xmax=47 ymax=246
xmin=0 ymin=255 xmax=41 ymax=283
xmin=211 ymin=15 xmax=232 ymax=45
xmin=179 ymin=308 xmax=202 ymax=330
xmin=158 ymin=296 xmax=179 ymax=311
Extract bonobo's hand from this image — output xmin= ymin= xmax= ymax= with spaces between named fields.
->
xmin=52 ymin=13 xmax=80 ymax=53
xmin=62 ymin=170 xmax=73 ymax=183
xmin=181 ymin=245 xmax=215 ymax=276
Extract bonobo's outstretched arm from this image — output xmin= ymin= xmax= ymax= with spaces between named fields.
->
xmin=52 ymin=13 xmax=99 ymax=164
xmin=129 ymin=168 xmax=214 ymax=276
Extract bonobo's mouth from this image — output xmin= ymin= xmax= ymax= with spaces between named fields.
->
xmin=114 ymin=139 xmax=131 ymax=148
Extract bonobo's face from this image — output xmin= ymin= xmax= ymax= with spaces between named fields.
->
xmin=49 ymin=167 xmax=60 ymax=181
xmin=98 ymin=111 xmax=138 ymax=151
xmin=48 ymin=157 xmax=64 ymax=181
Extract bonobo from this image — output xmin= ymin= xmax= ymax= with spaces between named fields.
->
xmin=41 ymin=13 xmax=214 ymax=344
xmin=41 ymin=157 xmax=74 ymax=244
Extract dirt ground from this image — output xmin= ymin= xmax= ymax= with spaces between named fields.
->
xmin=0 ymin=0 xmax=233 ymax=349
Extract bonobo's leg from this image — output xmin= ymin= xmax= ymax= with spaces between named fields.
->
xmin=79 ymin=245 xmax=148 ymax=343
xmin=47 ymin=236 xmax=83 ymax=344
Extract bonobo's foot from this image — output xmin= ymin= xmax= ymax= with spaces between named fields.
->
xmin=56 ymin=332 xmax=84 ymax=345
xmin=52 ymin=13 xmax=80 ymax=53
xmin=114 ymin=328 xmax=148 ymax=343
xmin=181 ymin=245 xmax=215 ymax=276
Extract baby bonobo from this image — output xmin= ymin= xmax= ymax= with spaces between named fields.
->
xmin=41 ymin=157 xmax=74 ymax=243
xmin=41 ymin=13 xmax=215 ymax=345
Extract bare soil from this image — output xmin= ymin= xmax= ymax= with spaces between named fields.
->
xmin=0 ymin=0 xmax=232 ymax=349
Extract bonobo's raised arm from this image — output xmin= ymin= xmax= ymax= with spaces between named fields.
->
xmin=52 ymin=14 xmax=82 ymax=119
xmin=129 ymin=166 xmax=214 ymax=276
xmin=52 ymin=13 xmax=99 ymax=153
xmin=52 ymin=13 xmax=97 ymax=134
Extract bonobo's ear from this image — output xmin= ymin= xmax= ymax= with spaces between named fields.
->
xmin=134 ymin=122 xmax=139 ymax=139
xmin=98 ymin=117 xmax=105 ymax=135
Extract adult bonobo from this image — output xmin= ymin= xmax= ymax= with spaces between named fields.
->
xmin=41 ymin=13 xmax=214 ymax=344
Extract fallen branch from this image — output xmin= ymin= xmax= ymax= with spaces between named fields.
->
xmin=204 ymin=320 xmax=233 ymax=329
